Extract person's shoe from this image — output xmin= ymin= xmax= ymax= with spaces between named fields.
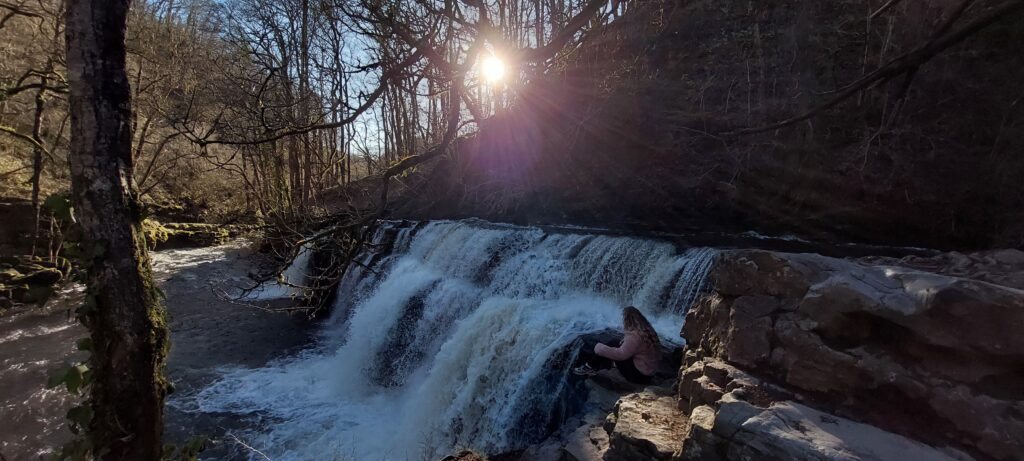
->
xmin=572 ymin=363 xmax=597 ymax=377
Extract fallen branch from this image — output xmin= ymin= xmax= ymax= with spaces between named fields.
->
xmin=0 ymin=125 xmax=52 ymax=156
xmin=226 ymin=433 xmax=272 ymax=461
xmin=870 ymin=0 xmax=905 ymax=19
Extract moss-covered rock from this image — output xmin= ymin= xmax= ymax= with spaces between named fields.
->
xmin=0 ymin=267 xmax=22 ymax=283
xmin=0 ymin=283 xmax=29 ymax=303
xmin=11 ymin=267 xmax=63 ymax=285
xmin=0 ymin=255 xmax=71 ymax=306
xmin=142 ymin=218 xmax=172 ymax=249
xmin=144 ymin=220 xmax=232 ymax=249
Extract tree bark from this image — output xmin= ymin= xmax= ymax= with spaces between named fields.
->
xmin=29 ymin=77 xmax=46 ymax=257
xmin=65 ymin=1 xmax=169 ymax=459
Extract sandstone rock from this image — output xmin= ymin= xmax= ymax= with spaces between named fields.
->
xmin=681 ymin=250 xmax=1024 ymax=460
xmin=678 ymin=358 xmax=792 ymax=414
xmin=144 ymin=220 xmax=232 ymax=249
xmin=679 ymin=394 xmax=971 ymax=461
xmin=674 ymin=405 xmax=724 ymax=461
xmin=711 ymin=251 xmax=818 ymax=299
xmin=603 ymin=390 xmax=687 ymax=461
xmin=563 ymin=421 xmax=609 ymax=461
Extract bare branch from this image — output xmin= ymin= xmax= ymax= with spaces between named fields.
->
xmin=725 ymin=0 xmax=1024 ymax=137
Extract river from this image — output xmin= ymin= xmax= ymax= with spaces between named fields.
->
xmin=0 ymin=242 xmax=314 ymax=460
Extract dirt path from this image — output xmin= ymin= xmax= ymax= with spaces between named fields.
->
xmin=0 ymin=241 xmax=315 ymax=460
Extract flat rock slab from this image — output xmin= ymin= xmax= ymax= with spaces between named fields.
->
xmin=717 ymin=399 xmax=973 ymax=461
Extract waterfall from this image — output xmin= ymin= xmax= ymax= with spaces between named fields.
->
xmin=186 ymin=220 xmax=716 ymax=460
xmin=241 ymin=244 xmax=313 ymax=300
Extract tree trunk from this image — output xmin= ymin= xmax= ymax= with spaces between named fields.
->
xmin=29 ymin=77 xmax=46 ymax=257
xmin=65 ymin=1 xmax=169 ymax=459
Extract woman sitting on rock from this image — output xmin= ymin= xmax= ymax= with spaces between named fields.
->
xmin=574 ymin=306 xmax=661 ymax=385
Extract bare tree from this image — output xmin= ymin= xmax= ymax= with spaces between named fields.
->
xmin=65 ymin=0 xmax=168 ymax=458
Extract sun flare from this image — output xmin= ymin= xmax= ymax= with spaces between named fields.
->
xmin=481 ymin=55 xmax=506 ymax=83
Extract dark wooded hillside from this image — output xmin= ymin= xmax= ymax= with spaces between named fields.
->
xmin=389 ymin=0 xmax=1024 ymax=250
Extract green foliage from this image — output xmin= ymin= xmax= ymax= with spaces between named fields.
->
xmin=47 ymin=363 xmax=91 ymax=395
xmin=163 ymin=436 xmax=208 ymax=461
xmin=47 ymin=359 xmax=96 ymax=460
xmin=45 ymin=216 xmax=197 ymax=460
xmin=47 ymin=238 xmax=98 ymax=460
xmin=44 ymin=193 xmax=75 ymax=223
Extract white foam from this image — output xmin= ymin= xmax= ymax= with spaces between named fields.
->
xmin=242 ymin=244 xmax=314 ymax=300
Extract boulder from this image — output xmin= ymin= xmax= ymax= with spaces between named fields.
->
xmin=603 ymin=390 xmax=687 ymax=461
xmin=144 ymin=220 xmax=232 ymax=250
xmin=0 ymin=267 xmax=22 ymax=282
xmin=680 ymin=250 xmax=1024 ymax=460
xmin=11 ymin=267 xmax=63 ymax=285
xmin=676 ymin=392 xmax=972 ymax=461
xmin=0 ymin=256 xmax=68 ymax=305
xmin=563 ymin=420 xmax=610 ymax=461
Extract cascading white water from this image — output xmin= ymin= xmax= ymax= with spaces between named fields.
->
xmin=241 ymin=245 xmax=313 ymax=300
xmin=182 ymin=220 xmax=715 ymax=460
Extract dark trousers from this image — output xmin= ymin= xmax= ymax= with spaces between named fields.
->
xmin=575 ymin=335 xmax=653 ymax=385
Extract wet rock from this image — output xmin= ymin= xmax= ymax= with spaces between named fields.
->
xmin=563 ymin=419 xmax=610 ymax=461
xmin=680 ymin=250 xmax=1024 ymax=460
xmin=603 ymin=390 xmax=687 ymax=461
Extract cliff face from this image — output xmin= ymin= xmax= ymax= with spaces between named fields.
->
xmin=397 ymin=0 xmax=1024 ymax=250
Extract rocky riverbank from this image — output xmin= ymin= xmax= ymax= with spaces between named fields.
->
xmin=490 ymin=248 xmax=1024 ymax=461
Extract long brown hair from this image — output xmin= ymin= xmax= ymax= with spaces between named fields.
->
xmin=623 ymin=306 xmax=659 ymax=348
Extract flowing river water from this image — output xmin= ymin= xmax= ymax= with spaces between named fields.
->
xmin=0 ymin=242 xmax=314 ymax=460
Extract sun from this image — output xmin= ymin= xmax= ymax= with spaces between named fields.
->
xmin=481 ymin=55 xmax=506 ymax=83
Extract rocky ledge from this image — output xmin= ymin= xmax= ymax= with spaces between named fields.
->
xmin=0 ymin=255 xmax=72 ymax=308
xmin=674 ymin=249 xmax=1024 ymax=461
